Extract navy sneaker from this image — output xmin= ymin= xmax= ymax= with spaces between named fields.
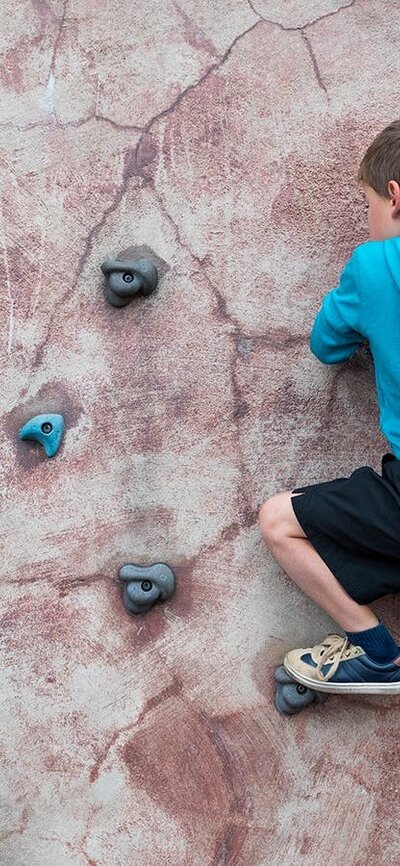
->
xmin=283 ymin=633 xmax=400 ymax=694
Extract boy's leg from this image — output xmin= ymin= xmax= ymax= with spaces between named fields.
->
xmin=259 ymin=490 xmax=379 ymax=632
xmin=259 ymin=490 xmax=400 ymax=665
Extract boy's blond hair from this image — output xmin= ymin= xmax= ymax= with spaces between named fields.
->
xmin=357 ymin=119 xmax=400 ymax=198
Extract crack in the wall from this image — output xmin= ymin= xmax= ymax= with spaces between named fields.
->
xmin=67 ymin=114 xmax=143 ymax=132
xmin=134 ymin=18 xmax=261 ymax=155
xmin=71 ymin=149 xmax=137 ymax=288
xmin=0 ymin=115 xmax=142 ymax=134
xmin=247 ymin=0 xmax=356 ymax=30
xmin=45 ymin=0 xmax=68 ymax=121
xmin=247 ymin=0 xmax=261 ymax=18
xmin=300 ymin=30 xmax=329 ymax=98
xmin=31 ymin=146 xmax=138 ymax=369
xmin=47 ymin=0 xmax=68 ymax=78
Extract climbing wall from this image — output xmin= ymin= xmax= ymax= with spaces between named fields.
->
xmin=2 ymin=1 xmax=400 ymax=863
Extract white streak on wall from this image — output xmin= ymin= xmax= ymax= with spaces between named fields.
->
xmin=45 ymin=71 xmax=56 ymax=120
xmin=0 ymin=200 xmax=14 ymax=354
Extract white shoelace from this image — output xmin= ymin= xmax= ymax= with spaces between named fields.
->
xmin=315 ymin=634 xmax=363 ymax=682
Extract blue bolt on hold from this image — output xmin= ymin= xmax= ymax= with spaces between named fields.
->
xmin=19 ymin=413 xmax=65 ymax=458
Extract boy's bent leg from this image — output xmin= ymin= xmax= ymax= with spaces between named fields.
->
xmin=258 ymin=491 xmax=379 ymax=633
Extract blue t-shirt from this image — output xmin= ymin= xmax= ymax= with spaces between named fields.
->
xmin=310 ymin=237 xmax=400 ymax=459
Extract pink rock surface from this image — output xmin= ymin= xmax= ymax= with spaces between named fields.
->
xmin=1 ymin=1 xmax=400 ymax=863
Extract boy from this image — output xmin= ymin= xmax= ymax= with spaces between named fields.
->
xmin=259 ymin=119 xmax=400 ymax=690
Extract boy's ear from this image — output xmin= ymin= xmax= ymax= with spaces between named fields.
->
xmin=388 ymin=180 xmax=400 ymax=217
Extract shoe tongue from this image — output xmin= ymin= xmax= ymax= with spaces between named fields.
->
xmin=321 ymin=634 xmax=345 ymax=646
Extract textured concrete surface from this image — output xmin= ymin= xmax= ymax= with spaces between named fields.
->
xmin=2 ymin=1 xmax=400 ymax=864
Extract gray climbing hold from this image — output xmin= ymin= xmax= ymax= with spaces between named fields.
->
xmin=19 ymin=413 xmax=65 ymax=458
xmin=101 ymin=258 xmax=158 ymax=307
xmin=274 ymin=665 xmax=328 ymax=715
xmin=119 ymin=562 xmax=176 ymax=614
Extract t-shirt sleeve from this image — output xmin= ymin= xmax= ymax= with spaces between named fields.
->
xmin=309 ymin=248 xmax=366 ymax=364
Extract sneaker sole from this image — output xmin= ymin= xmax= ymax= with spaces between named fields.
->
xmin=283 ymin=659 xmax=400 ymax=694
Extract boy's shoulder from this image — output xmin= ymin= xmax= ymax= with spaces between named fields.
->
xmin=351 ymin=236 xmax=400 ymax=263
xmin=349 ymin=237 xmax=400 ymax=290
xmin=346 ymin=237 xmax=400 ymax=294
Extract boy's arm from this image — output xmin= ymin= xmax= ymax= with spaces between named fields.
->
xmin=310 ymin=248 xmax=367 ymax=364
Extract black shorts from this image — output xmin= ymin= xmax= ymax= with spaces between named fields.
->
xmin=291 ymin=452 xmax=400 ymax=604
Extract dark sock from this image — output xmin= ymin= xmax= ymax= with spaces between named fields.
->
xmin=345 ymin=619 xmax=400 ymax=664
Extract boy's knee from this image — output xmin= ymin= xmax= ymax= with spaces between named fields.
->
xmin=258 ymin=496 xmax=284 ymax=545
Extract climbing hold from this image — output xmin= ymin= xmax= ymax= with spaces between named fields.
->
xmin=101 ymin=258 xmax=158 ymax=307
xmin=118 ymin=562 xmax=176 ymax=614
xmin=19 ymin=413 xmax=65 ymax=458
xmin=274 ymin=665 xmax=328 ymax=715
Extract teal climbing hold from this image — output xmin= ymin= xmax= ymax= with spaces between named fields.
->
xmin=19 ymin=413 xmax=65 ymax=458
